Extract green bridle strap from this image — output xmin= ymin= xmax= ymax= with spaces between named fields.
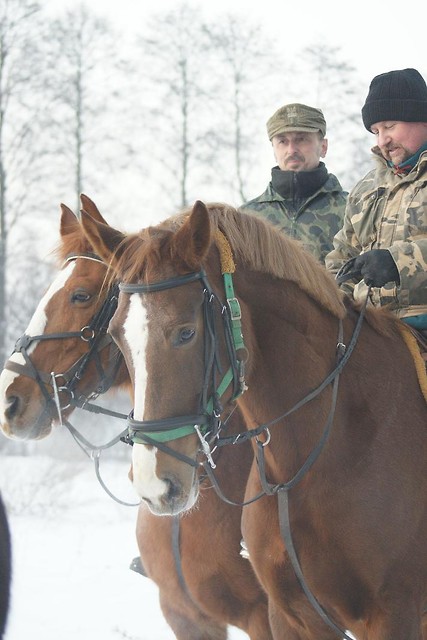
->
xmin=131 ymin=367 xmax=237 ymax=444
xmin=223 ymin=272 xmax=245 ymax=353
xmin=127 ymin=231 xmax=248 ymax=446
xmin=132 ymin=426 xmax=194 ymax=443
xmin=206 ymin=368 xmax=234 ymax=415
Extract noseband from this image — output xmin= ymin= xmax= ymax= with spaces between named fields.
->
xmin=119 ymin=260 xmax=248 ymax=466
xmin=3 ymin=255 xmax=122 ymax=424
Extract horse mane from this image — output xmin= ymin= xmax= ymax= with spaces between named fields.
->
xmin=213 ymin=204 xmax=347 ymax=319
xmin=113 ymin=202 xmax=403 ymax=337
xmin=204 ymin=204 xmax=403 ymax=337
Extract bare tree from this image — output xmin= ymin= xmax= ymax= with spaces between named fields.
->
xmin=203 ymin=15 xmax=287 ymax=203
xmin=294 ymin=43 xmax=372 ymax=190
xmin=44 ymin=3 xmax=138 ymax=216
xmin=0 ymin=0 xmax=51 ymax=364
xmin=133 ymin=3 xmax=217 ymax=211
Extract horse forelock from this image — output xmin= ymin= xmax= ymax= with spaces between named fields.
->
xmin=113 ymin=227 xmax=175 ymax=284
xmin=114 ymin=209 xmax=210 ymax=284
xmin=53 ymin=227 xmax=114 ymax=302
xmin=54 ymin=227 xmax=92 ymax=264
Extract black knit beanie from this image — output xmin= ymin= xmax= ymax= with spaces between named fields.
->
xmin=362 ymin=68 xmax=427 ymax=131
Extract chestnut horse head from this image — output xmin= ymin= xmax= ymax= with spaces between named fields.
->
xmin=81 ymin=199 xmax=427 ymax=640
xmin=0 ymin=198 xmax=275 ymax=639
xmin=0 ymin=195 xmax=127 ymax=440
xmin=80 ymin=201 xmax=251 ymax=515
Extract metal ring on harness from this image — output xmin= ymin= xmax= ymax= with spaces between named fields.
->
xmin=255 ymin=428 xmax=271 ymax=447
xmin=80 ymin=326 xmax=95 ymax=342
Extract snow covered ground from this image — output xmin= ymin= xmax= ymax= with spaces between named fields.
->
xmin=0 ymin=437 xmax=247 ymax=640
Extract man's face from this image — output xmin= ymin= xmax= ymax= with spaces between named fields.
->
xmin=370 ymin=121 xmax=427 ymax=166
xmin=271 ymin=131 xmax=327 ymax=172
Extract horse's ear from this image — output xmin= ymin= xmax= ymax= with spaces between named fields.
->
xmin=173 ymin=200 xmax=211 ymax=268
xmin=80 ymin=209 xmax=125 ymax=266
xmin=80 ymin=194 xmax=108 ymax=225
xmin=60 ymin=203 xmax=79 ymax=237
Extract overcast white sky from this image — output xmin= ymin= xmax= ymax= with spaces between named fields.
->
xmin=43 ymin=0 xmax=427 ymax=88
xmin=36 ymin=0 xmax=427 ymax=232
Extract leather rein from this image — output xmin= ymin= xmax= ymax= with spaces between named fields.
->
xmin=119 ymin=267 xmax=248 ymax=468
xmin=4 ymin=254 xmax=138 ymax=506
xmin=118 ymin=244 xmax=368 ymax=640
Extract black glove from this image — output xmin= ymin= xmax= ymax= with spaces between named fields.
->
xmin=336 ymin=250 xmax=400 ymax=287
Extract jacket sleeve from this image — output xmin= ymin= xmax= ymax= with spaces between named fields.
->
xmin=388 ymin=239 xmax=427 ymax=306
xmin=324 ymin=197 xmax=363 ymax=297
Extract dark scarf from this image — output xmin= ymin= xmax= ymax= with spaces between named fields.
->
xmin=388 ymin=141 xmax=427 ymax=175
xmin=271 ymin=162 xmax=329 ymax=205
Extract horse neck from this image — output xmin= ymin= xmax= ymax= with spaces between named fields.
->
xmin=237 ymin=277 xmax=341 ymax=467
xmin=242 ymin=277 xmax=340 ymax=390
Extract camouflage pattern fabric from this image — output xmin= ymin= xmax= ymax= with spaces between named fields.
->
xmin=325 ymin=148 xmax=427 ymax=319
xmin=241 ymin=173 xmax=347 ymax=264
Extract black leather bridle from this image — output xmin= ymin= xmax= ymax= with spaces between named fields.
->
xmin=3 ymin=255 xmax=122 ymax=429
xmin=119 ymin=268 xmax=247 ymax=468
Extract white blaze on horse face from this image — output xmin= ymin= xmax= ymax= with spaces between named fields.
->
xmin=123 ymin=294 xmax=148 ymax=421
xmin=0 ymin=262 xmax=76 ymax=417
xmin=123 ymin=294 xmax=167 ymax=504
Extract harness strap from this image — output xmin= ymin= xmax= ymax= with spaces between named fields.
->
xmin=62 ymin=419 xmax=139 ymax=507
xmin=171 ymin=515 xmax=196 ymax=601
xmin=4 ymin=360 xmax=51 ymax=385
xmin=223 ymin=273 xmax=245 ymax=353
xmin=216 ymin=294 xmax=367 ymax=449
xmin=278 ymin=490 xmax=354 ymax=640
xmin=126 ymin=429 xmax=200 ymax=468
xmin=93 ymin=452 xmax=140 ymax=507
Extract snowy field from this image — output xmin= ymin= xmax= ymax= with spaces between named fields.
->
xmin=0 ymin=432 xmax=247 ymax=640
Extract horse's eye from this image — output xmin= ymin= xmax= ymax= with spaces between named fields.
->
xmin=71 ymin=290 xmax=92 ymax=304
xmin=178 ymin=327 xmax=195 ymax=345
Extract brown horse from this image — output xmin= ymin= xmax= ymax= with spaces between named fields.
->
xmin=80 ymin=199 xmax=427 ymax=640
xmin=0 ymin=196 xmax=271 ymax=640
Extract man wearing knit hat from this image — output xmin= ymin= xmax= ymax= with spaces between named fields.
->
xmin=326 ymin=68 xmax=427 ymax=326
xmin=241 ymin=102 xmax=347 ymax=264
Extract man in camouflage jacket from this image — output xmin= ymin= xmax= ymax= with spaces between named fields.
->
xmin=241 ymin=103 xmax=347 ymax=263
xmin=326 ymin=68 xmax=427 ymax=324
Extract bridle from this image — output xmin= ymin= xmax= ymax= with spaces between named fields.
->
xmin=3 ymin=254 xmax=123 ymax=430
xmin=117 ymin=241 xmax=369 ymax=640
xmin=3 ymin=253 xmax=140 ymax=506
xmin=120 ymin=266 xmax=248 ymax=468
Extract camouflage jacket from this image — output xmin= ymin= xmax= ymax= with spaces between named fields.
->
xmin=325 ymin=148 xmax=427 ymax=319
xmin=241 ymin=164 xmax=347 ymax=263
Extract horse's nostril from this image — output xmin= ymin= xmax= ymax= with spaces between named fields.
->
xmin=5 ymin=396 xmax=20 ymax=420
xmin=165 ymin=477 xmax=181 ymax=502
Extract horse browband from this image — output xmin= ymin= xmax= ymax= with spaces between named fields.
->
xmin=119 ymin=262 xmax=247 ymax=458
xmin=119 ymin=270 xmax=205 ymax=294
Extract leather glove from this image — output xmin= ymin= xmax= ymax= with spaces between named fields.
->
xmin=336 ymin=249 xmax=400 ymax=287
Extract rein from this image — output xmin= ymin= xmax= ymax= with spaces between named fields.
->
xmin=62 ymin=418 xmax=139 ymax=507
xmin=121 ymin=235 xmax=370 ymax=640
xmin=120 ymin=245 xmax=248 ymax=467
xmin=5 ymin=254 xmax=135 ymax=505
xmin=202 ymin=294 xmax=367 ymax=507
xmin=4 ymin=255 xmax=122 ymax=420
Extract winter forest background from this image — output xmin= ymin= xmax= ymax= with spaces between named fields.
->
xmin=1 ymin=0 xmax=427 ymax=637
xmin=0 ymin=0 xmax=381 ymax=376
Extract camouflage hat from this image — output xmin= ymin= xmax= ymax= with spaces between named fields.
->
xmin=266 ymin=103 xmax=327 ymax=140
